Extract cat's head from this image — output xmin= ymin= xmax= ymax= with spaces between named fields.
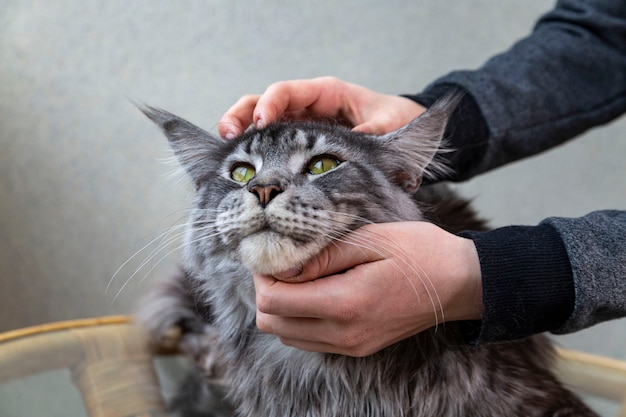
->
xmin=141 ymin=96 xmax=457 ymax=276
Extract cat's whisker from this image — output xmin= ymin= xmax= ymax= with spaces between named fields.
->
xmin=111 ymin=227 xmax=223 ymax=303
xmin=106 ymin=221 xmax=190 ymax=295
xmin=133 ymin=223 xmax=221 ymax=277
xmin=109 ymin=230 xmax=189 ymax=303
xmin=108 ymin=215 xmax=222 ymax=302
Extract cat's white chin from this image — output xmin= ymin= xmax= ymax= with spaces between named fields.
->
xmin=238 ymin=231 xmax=322 ymax=276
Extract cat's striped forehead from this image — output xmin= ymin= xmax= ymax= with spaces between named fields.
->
xmin=226 ymin=123 xmax=359 ymax=172
xmin=246 ymin=124 xmax=343 ymax=156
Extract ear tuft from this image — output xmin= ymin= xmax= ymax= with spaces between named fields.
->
xmin=379 ymin=93 xmax=462 ymax=192
xmin=138 ymin=104 xmax=226 ymax=186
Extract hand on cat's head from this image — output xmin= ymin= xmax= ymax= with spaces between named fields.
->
xmin=218 ymin=77 xmax=425 ymax=139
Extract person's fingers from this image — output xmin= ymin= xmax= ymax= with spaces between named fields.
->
xmin=218 ymin=78 xmax=347 ymax=138
xmin=352 ymin=119 xmax=396 ymax=136
xmin=255 ymin=311 xmax=327 ymax=343
xmin=255 ymin=228 xmax=400 ymax=319
xmin=219 ymin=79 xmax=427 ymax=139
xmin=278 ymin=337 xmax=343 ymax=355
xmin=218 ymin=94 xmax=261 ymax=138
xmin=351 ymin=111 xmax=405 ymax=135
xmin=279 ymin=335 xmax=375 ymax=357
xmin=278 ymin=335 xmax=399 ymax=357
xmin=352 ymin=116 xmax=404 ymax=135
xmin=253 ymin=77 xmax=347 ymax=128
xmin=258 ymin=308 xmax=418 ymax=357
xmin=352 ymin=97 xmax=427 ymax=135
xmin=255 ymin=298 xmax=380 ymax=357
xmin=275 ymin=225 xmax=389 ymax=283
xmin=255 ymin=260 xmax=384 ymax=320
xmin=254 ymin=273 xmax=337 ymax=318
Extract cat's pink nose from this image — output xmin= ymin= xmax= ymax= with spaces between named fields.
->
xmin=249 ymin=183 xmax=283 ymax=207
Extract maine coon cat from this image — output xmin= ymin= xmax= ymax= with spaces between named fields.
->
xmin=136 ymin=96 xmax=597 ymax=417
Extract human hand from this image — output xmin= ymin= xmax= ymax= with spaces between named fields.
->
xmin=218 ymin=76 xmax=426 ymax=138
xmin=254 ymin=221 xmax=483 ymax=357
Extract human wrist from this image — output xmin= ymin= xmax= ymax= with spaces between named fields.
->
xmin=446 ymin=235 xmax=484 ymax=323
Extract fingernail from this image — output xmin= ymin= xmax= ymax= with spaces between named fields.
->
xmin=274 ymin=266 xmax=302 ymax=281
xmin=255 ymin=113 xmax=265 ymax=129
xmin=224 ymin=132 xmax=235 ymax=140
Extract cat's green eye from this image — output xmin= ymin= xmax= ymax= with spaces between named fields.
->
xmin=231 ymin=164 xmax=256 ymax=183
xmin=308 ymin=156 xmax=341 ymax=175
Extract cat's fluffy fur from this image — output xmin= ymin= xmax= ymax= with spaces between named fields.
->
xmin=136 ymin=97 xmax=596 ymax=416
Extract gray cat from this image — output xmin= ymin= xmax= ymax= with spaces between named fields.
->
xmin=136 ymin=96 xmax=597 ymax=417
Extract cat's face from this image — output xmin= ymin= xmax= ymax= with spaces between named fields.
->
xmin=142 ymin=98 xmax=454 ymax=275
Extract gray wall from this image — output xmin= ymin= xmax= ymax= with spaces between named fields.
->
xmin=1 ymin=1 xmax=624 ymax=361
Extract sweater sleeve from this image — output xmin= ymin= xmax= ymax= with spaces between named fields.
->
xmin=457 ymin=224 xmax=575 ymax=343
xmin=547 ymin=211 xmax=626 ymax=334
xmin=405 ymin=0 xmax=626 ymax=343
xmin=407 ymin=0 xmax=626 ymax=181
xmin=457 ymin=210 xmax=626 ymax=344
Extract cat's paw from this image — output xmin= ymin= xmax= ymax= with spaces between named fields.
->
xmin=178 ymin=325 xmax=225 ymax=376
xmin=135 ymin=270 xmax=220 ymax=374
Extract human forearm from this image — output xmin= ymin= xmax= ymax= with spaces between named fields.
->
xmin=547 ymin=210 xmax=626 ymax=335
xmin=407 ymin=0 xmax=626 ymax=181
xmin=458 ymin=209 xmax=626 ymax=345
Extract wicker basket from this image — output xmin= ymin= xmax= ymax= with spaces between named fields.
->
xmin=0 ymin=316 xmax=625 ymax=417
xmin=0 ymin=316 xmax=166 ymax=417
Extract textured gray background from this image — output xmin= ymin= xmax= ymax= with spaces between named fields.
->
xmin=1 ymin=0 xmax=624 ymax=366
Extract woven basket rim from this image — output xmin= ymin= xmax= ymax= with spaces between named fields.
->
xmin=0 ymin=315 xmax=131 ymax=344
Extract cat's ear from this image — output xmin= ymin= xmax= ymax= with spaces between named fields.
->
xmin=379 ymin=94 xmax=460 ymax=192
xmin=139 ymin=106 xmax=226 ymax=186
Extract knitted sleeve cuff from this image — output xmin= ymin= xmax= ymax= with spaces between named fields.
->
xmin=403 ymin=83 xmax=490 ymax=182
xmin=457 ymin=224 xmax=575 ymax=344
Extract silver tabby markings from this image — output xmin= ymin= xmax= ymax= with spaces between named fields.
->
xmin=136 ymin=96 xmax=597 ymax=417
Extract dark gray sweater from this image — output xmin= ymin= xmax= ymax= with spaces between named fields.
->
xmin=408 ymin=0 xmax=626 ymax=343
